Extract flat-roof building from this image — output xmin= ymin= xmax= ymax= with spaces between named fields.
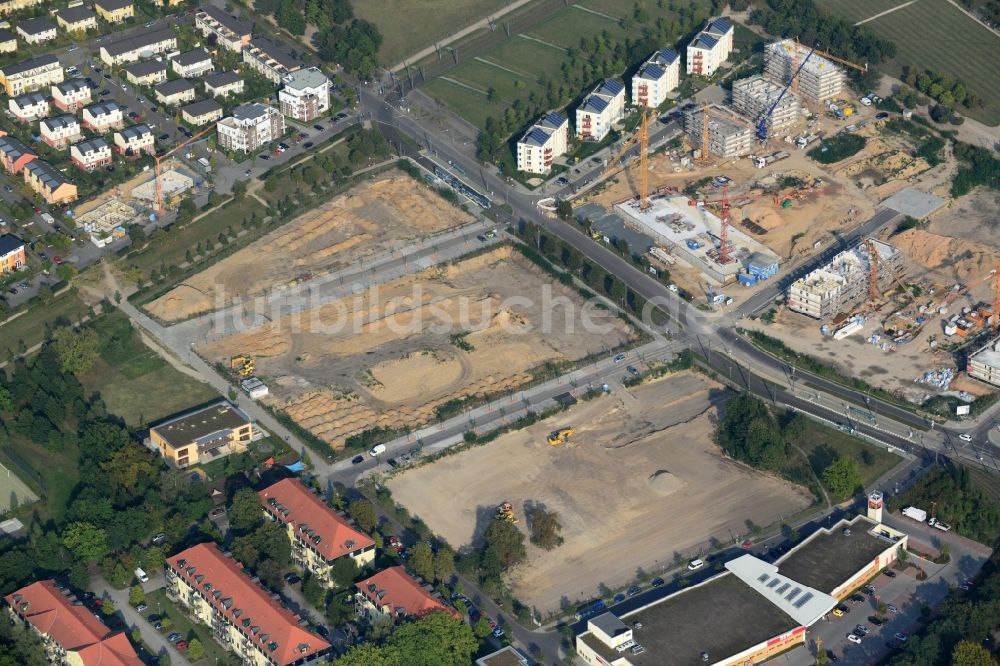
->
xmin=731 ymin=75 xmax=803 ymax=137
xmin=171 ymin=48 xmax=213 ymax=78
xmin=682 ymin=103 xmax=754 ymax=158
xmin=516 ymin=111 xmax=569 ymax=174
xmin=967 ymin=337 xmax=1000 ymax=387
xmin=764 ymin=39 xmax=846 ymax=104
xmin=576 ymin=79 xmax=625 ymax=142
xmin=278 ymin=67 xmax=330 ymax=122
xmin=243 ymin=37 xmax=301 ymax=83
xmin=150 ymin=399 xmax=252 ymax=467
xmin=259 ymin=478 xmax=375 ymax=586
xmin=166 ymin=543 xmax=331 ymax=665
xmin=217 ymin=102 xmax=284 ymax=153
xmin=786 ymin=239 xmax=903 ymax=319
xmin=576 ymin=515 xmax=907 ymax=666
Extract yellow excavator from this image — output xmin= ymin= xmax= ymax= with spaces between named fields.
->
xmin=547 ymin=427 xmax=574 ymax=446
xmin=496 ymin=501 xmax=517 ymax=524
xmin=230 ymin=355 xmax=255 ymax=378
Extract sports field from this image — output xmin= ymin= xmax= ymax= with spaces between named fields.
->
xmin=419 ymin=0 xmax=713 ymax=128
xmin=0 ymin=462 xmax=39 ymax=513
xmin=817 ymin=0 xmax=1000 ymax=125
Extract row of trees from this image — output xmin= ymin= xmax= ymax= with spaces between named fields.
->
xmin=334 ymin=612 xmax=478 ymax=666
xmin=950 ymin=142 xmax=1000 ymax=198
xmin=901 ymin=65 xmax=984 ymax=112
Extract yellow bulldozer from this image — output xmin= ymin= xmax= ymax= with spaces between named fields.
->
xmin=231 ymin=355 xmax=255 ymax=378
xmin=496 ymin=501 xmax=517 ymax=524
xmin=547 ymin=427 xmax=574 ymax=446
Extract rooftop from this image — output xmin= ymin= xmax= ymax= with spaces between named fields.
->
xmin=776 ymin=516 xmax=898 ymax=593
xmin=0 ymin=136 xmax=34 ymax=160
xmin=55 ymin=78 xmax=90 ymax=94
xmin=154 ymin=78 xmax=194 ymax=96
xmin=201 ymin=5 xmax=253 ymax=37
xmin=86 ymin=100 xmax=122 ymax=117
xmin=13 ymin=91 xmax=47 ymax=106
xmin=74 ymin=137 xmax=109 ymax=154
xmin=476 ymin=646 xmax=529 ymax=666
xmin=247 ymin=37 xmax=300 ymax=70
xmin=597 ymin=78 xmax=625 ymax=96
xmin=0 ymin=233 xmax=25 ymax=256
xmin=0 ymin=28 xmax=14 ymax=42
xmin=102 ymin=28 xmax=175 ymax=57
xmin=706 ymin=16 xmax=733 ymax=35
xmin=94 ymin=0 xmax=134 ymax=11
xmin=638 ymin=62 xmax=665 ymax=81
xmin=653 ymin=47 xmax=679 ymax=64
xmin=232 ymin=101 xmax=273 ymax=121
xmin=18 ymin=16 xmax=56 ymax=34
xmin=150 ymin=399 xmax=249 ymax=450
xmin=124 ymin=60 xmax=167 ymax=76
xmin=579 ymin=93 xmax=609 ymax=114
xmin=172 ymin=48 xmax=211 ymax=67
xmin=167 ymin=543 xmax=330 ymax=666
xmin=282 ymin=66 xmax=328 ymax=90
xmin=355 ymin=566 xmax=460 ymax=621
xmin=690 ymin=33 xmax=719 ymax=50
xmin=538 ymin=111 xmax=566 ymax=129
xmin=258 ymin=478 xmax=375 ymax=563
xmin=181 ymin=98 xmax=223 ymax=118
xmin=520 ymin=126 xmax=552 ymax=147
xmin=118 ymin=123 xmax=151 ymax=140
xmin=0 ymin=54 xmax=59 ymax=77
xmin=766 ymin=39 xmax=845 ymax=78
xmin=25 ymin=159 xmax=73 ymax=190
xmin=204 ymin=70 xmax=241 ymax=88
xmin=789 ymin=240 xmax=900 ymax=297
xmin=57 ymin=6 xmax=96 ymax=23
xmin=725 ymin=555 xmax=836 ymax=625
xmin=42 ymin=115 xmax=79 ymax=131
xmin=579 ymin=572 xmax=798 ymax=665
xmin=5 ymin=580 xmax=142 ymax=666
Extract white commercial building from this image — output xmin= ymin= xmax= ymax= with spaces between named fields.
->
xmin=686 ymin=17 xmax=734 ymax=77
xmin=575 ymin=79 xmax=625 ymax=142
xmin=632 ymin=48 xmax=680 ymax=108
xmin=278 ymin=67 xmax=330 ymax=122
xmin=515 ymin=111 xmax=568 ymax=174
xmin=217 ymin=102 xmax=285 ymax=154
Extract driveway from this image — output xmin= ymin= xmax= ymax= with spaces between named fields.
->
xmin=91 ymin=574 xmax=191 ymax=665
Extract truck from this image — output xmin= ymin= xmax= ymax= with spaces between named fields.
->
xmin=368 ymin=444 xmax=386 ymax=457
xmin=927 ymin=517 xmax=951 ymax=532
xmin=796 ymin=133 xmax=821 ymax=149
xmin=902 ymin=506 xmax=927 ymax=522
xmin=197 ymin=157 xmax=211 ymax=172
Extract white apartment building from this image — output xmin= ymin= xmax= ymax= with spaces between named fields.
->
xmin=516 ymin=111 xmax=568 ymax=174
xmin=70 ymin=137 xmax=112 ymax=171
xmin=16 ymin=16 xmax=56 ymax=44
xmin=8 ymin=92 xmax=49 ymax=121
xmin=154 ymin=78 xmax=196 ymax=106
xmin=203 ymin=70 xmax=244 ymax=98
xmin=575 ymin=79 xmax=625 ymax=142
xmin=632 ymin=48 xmax=680 ymax=108
xmin=217 ymin=102 xmax=285 ymax=154
xmin=171 ymin=48 xmax=213 ymax=78
xmin=52 ymin=79 xmax=92 ymax=112
xmin=82 ymin=101 xmax=124 ymax=131
xmin=113 ymin=123 xmax=154 ymax=156
xmin=243 ymin=37 xmax=301 ymax=83
xmin=195 ymin=6 xmax=252 ymax=53
xmin=40 ymin=115 xmax=82 ymax=149
xmin=0 ymin=55 xmax=63 ymax=96
xmin=99 ymin=29 xmax=176 ymax=66
xmin=686 ymin=17 xmax=734 ymax=77
xmin=278 ymin=67 xmax=330 ymax=122
xmin=124 ymin=60 xmax=167 ymax=86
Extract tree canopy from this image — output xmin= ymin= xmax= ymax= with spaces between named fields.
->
xmin=822 ymin=456 xmax=862 ymax=500
xmin=714 ymin=392 xmax=785 ymax=470
xmin=335 ymin=612 xmax=477 ymax=666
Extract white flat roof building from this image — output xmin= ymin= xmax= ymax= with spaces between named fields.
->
xmin=217 ymin=102 xmax=285 ymax=154
xmin=516 ymin=111 xmax=568 ymax=174
xmin=764 ymin=40 xmax=846 ymax=104
xmin=632 ymin=48 xmax=680 ymax=108
xmin=278 ymin=67 xmax=330 ymax=122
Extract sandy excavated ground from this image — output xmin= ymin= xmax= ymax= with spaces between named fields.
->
xmin=147 ymin=172 xmax=473 ymax=321
xmin=388 ymin=372 xmax=813 ymax=613
xmin=198 ymin=247 xmax=636 ymax=448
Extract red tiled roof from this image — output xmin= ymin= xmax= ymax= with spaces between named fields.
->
xmin=355 ymin=565 xmax=460 ymax=621
xmin=166 ymin=543 xmax=330 ymax=666
xmin=259 ymin=478 xmax=375 ymax=563
xmin=4 ymin=580 xmax=142 ymax=666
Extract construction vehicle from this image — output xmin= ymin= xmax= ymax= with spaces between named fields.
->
xmin=756 ymin=43 xmax=816 ymax=142
xmin=496 ymin=501 xmax=517 ymax=524
xmin=547 ymin=427 xmax=574 ymax=446
xmin=231 ymin=355 xmax=255 ymax=377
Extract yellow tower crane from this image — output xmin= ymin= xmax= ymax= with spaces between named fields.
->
xmin=600 ymin=109 xmax=655 ymax=209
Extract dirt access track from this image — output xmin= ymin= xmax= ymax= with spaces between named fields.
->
xmin=146 ymin=171 xmax=473 ymax=322
xmin=197 ymin=246 xmax=637 ymax=448
xmin=387 ymin=372 xmax=813 ymax=614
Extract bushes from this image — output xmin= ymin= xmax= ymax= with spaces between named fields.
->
xmin=807 ymin=134 xmax=866 ymax=164
xmin=950 ymin=142 xmax=1000 ymax=198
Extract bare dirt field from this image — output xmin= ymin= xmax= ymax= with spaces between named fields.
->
xmin=387 ymin=372 xmax=813 ymax=613
xmin=146 ymin=171 xmax=473 ymax=321
xmin=197 ymin=246 xmax=636 ymax=448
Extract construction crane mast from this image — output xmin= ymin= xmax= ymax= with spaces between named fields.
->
xmin=865 ymin=238 xmax=880 ymax=305
xmin=600 ymin=110 xmax=654 ymax=208
xmin=154 ymin=125 xmax=216 ymax=214
xmin=756 ymin=43 xmax=816 ymax=142
xmin=993 ymin=261 xmax=1000 ymax=334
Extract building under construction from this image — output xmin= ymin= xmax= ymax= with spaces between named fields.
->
xmin=764 ymin=39 xmax=846 ymax=104
xmin=786 ymin=239 xmax=904 ymax=319
xmin=731 ymin=75 xmax=803 ymax=137
xmin=682 ymin=104 xmax=754 ymax=158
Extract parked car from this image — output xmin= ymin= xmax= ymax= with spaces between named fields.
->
xmin=650 ymin=577 xmax=664 ymax=587
xmin=492 ymin=627 xmax=505 ymax=638
xmin=854 ymin=625 xmax=870 ymax=636
xmin=847 ymin=634 xmax=862 ymax=645
xmin=313 ymin=124 xmax=324 ymax=131
xmin=158 ymin=133 xmax=170 ymax=141
xmin=153 ymin=622 xmax=163 ymax=630
xmin=626 ymin=365 xmax=641 ymax=377
xmin=167 ymin=633 xmax=182 ymax=642
xmin=868 ymin=616 xmax=885 ymax=626
xmin=351 ymin=455 xmax=364 ymax=464
xmin=284 ymin=572 xmax=301 ymax=585
xmin=613 ymin=353 xmax=626 ymax=363
xmin=176 ymin=641 xmax=188 ymax=650
xmin=887 ymin=604 xmax=898 ymax=614
xmin=849 ymin=594 xmax=865 ymax=604
xmin=893 ymin=632 xmax=908 ymax=642
xmin=826 ymin=650 xmax=838 ymax=662
xmin=687 ymin=559 xmax=704 ymax=571
xmin=152 ymin=532 xmax=167 ymax=544
xmin=832 ymin=605 xmax=847 ymax=617
xmin=135 ymin=603 xmax=148 ymax=612
xmin=613 ymin=593 xmax=625 ymax=603
xmin=303 ymin=141 xmax=314 ymax=148
xmin=626 ymin=586 xmax=641 ymax=597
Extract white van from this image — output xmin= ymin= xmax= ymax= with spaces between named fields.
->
xmin=369 ymin=444 xmax=387 ymax=457
xmin=134 ymin=568 xmax=149 ymax=583
xmin=687 ymin=559 xmax=705 ymax=571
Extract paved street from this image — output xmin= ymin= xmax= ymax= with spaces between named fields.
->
xmin=91 ymin=574 xmax=191 ymax=666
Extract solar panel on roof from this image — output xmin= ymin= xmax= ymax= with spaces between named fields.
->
xmin=793 ymin=592 xmax=814 ymax=608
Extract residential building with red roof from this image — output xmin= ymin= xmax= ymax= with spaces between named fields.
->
xmin=259 ymin=478 xmax=375 ymax=587
xmin=165 ymin=542 xmax=330 ymax=666
xmin=354 ymin=565 xmax=460 ymax=623
xmin=4 ymin=580 xmax=142 ymax=666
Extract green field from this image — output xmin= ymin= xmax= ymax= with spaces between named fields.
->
xmin=817 ymin=0 xmax=1000 ymax=125
xmin=353 ymin=0 xmax=509 ymax=66
xmin=417 ymin=0 xmax=714 ymax=129
xmin=0 ymin=289 xmax=91 ymax=360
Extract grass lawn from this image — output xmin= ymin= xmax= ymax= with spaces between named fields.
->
xmin=146 ymin=588 xmax=240 ymax=666
xmin=353 ymin=0 xmax=510 ymax=66
xmin=0 ymin=289 xmax=91 ymax=360
xmin=813 ymin=0 xmax=907 ymax=23
xmin=525 ymin=5 xmax=628 ymax=48
xmin=0 ymin=437 xmax=81 ymax=524
xmin=817 ymin=0 xmax=1000 ymax=125
xmin=787 ymin=418 xmax=901 ymax=493
xmin=80 ymin=337 xmax=218 ymax=428
xmin=421 ymin=78 xmax=496 ymax=128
